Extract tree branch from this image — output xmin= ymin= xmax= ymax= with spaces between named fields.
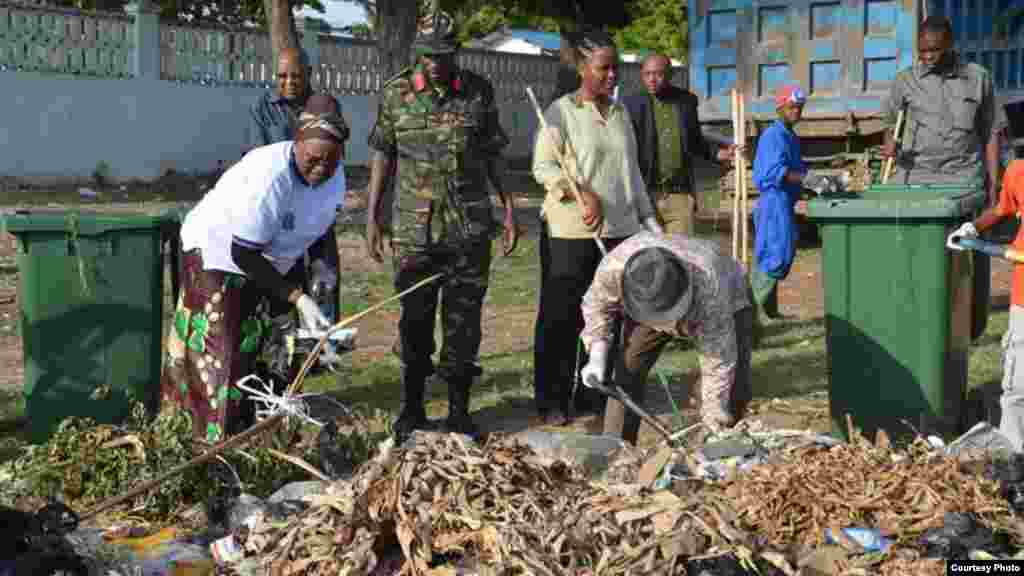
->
xmin=264 ymin=0 xmax=299 ymax=59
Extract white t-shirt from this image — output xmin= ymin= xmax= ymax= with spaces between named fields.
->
xmin=180 ymin=141 xmax=346 ymax=276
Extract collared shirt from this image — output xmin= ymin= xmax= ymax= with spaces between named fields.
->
xmin=367 ymin=67 xmax=509 ymax=250
xmin=249 ymin=91 xmax=303 ymax=150
xmin=652 ymin=94 xmax=686 ymax=190
xmin=532 ymin=92 xmax=655 ymax=239
xmin=581 ymin=232 xmax=751 ymax=417
xmin=885 ymin=55 xmax=1007 ymax=181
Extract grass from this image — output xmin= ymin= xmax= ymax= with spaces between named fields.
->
xmin=0 ymin=223 xmax=1010 ymax=446
xmin=293 ymin=230 xmax=1011 ymax=440
xmin=0 ymin=178 xmax=1012 ymax=452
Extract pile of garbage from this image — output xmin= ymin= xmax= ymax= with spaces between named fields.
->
xmin=192 ymin=423 xmax=1022 ymax=576
xmin=5 ymin=407 xmax=1024 ymax=575
xmin=223 ymin=431 xmax=785 ymax=575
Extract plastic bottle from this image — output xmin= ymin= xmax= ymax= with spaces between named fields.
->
xmin=824 ymin=527 xmax=892 ymax=552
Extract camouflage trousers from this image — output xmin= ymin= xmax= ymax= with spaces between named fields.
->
xmin=392 ymin=241 xmax=492 ymax=381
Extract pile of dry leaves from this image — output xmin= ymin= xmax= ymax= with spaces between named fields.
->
xmin=238 ymin=432 xmax=754 ymax=575
xmin=722 ymin=426 xmax=1022 ymax=575
xmin=232 ymin=425 xmax=1023 ymax=576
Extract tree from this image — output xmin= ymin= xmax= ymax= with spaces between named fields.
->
xmin=333 ymin=0 xmax=632 ymax=84
xmin=439 ymin=3 xmax=561 ymax=44
xmin=613 ymin=0 xmax=687 ymax=64
xmin=994 ymin=7 xmax=1024 ymax=41
xmin=340 ymin=0 xmax=423 ymax=81
xmin=54 ymin=0 xmax=323 ymax=29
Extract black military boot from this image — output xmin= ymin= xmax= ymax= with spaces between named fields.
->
xmin=443 ymin=377 xmax=481 ymax=440
xmin=393 ymin=366 xmax=429 ymax=444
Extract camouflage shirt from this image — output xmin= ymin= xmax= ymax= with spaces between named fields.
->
xmin=581 ymin=232 xmax=751 ymax=418
xmin=368 ymin=67 xmax=509 ymax=251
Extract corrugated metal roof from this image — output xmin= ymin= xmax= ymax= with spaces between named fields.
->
xmin=505 ymin=29 xmax=562 ymax=51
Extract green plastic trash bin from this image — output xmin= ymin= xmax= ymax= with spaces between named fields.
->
xmin=807 ymin=184 xmax=988 ymax=443
xmin=4 ymin=209 xmax=179 ymax=443
xmin=863 ymin=184 xmax=992 ymax=341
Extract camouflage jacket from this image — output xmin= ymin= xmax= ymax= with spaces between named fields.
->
xmin=368 ymin=67 xmax=509 ymax=251
xmin=581 ymin=232 xmax=751 ymax=420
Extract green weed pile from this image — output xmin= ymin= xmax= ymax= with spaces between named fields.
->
xmin=0 ymin=402 xmax=382 ymax=521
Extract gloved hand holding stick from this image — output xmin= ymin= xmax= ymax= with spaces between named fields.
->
xmin=579 ymin=322 xmax=674 ymax=444
xmin=526 ymin=87 xmax=608 ymax=255
xmin=947 ymin=224 xmax=1024 ymax=262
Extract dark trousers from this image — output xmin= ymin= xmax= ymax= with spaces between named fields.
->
xmin=603 ymin=307 xmax=754 ymax=445
xmin=533 ymin=221 xmax=627 ymax=417
xmin=392 ymin=241 xmax=492 ymax=382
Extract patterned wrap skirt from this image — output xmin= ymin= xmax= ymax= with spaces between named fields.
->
xmin=160 ymin=249 xmax=276 ymax=442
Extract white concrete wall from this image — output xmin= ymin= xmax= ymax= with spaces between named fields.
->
xmin=0 ymin=71 xmax=377 ymax=181
xmin=0 ymin=71 xmax=540 ymax=181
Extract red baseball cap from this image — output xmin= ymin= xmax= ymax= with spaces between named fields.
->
xmin=775 ymin=85 xmax=806 ymax=109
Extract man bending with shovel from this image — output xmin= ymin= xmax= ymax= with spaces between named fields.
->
xmin=579 ymin=231 xmax=754 ymax=444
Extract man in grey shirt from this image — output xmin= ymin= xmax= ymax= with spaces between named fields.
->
xmin=881 ymin=16 xmax=1006 ymax=203
xmin=249 ymin=47 xmax=311 ymax=150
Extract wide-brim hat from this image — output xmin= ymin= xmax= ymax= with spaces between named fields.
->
xmin=621 ymin=247 xmax=693 ymax=325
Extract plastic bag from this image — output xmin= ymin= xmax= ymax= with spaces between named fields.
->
xmin=919 ymin=512 xmax=1010 ymax=559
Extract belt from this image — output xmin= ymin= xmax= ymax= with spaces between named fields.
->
xmin=654 ymin=177 xmax=690 ymax=194
xmin=654 ymin=185 xmax=692 ymax=195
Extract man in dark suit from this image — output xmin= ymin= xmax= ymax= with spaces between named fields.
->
xmin=623 ymin=53 xmax=738 ymax=236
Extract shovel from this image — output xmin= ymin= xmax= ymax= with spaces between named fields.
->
xmin=581 ymin=318 xmax=675 ymax=445
xmin=583 ymin=373 xmax=675 ymax=445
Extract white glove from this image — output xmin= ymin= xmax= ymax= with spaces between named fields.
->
xmin=643 ymin=216 xmax=664 ymax=235
xmin=295 ymin=294 xmax=331 ymax=331
xmin=946 ymin=222 xmax=978 ymax=251
xmin=309 ymin=259 xmax=337 ymax=291
xmin=580 ymin=341 xmax=610 ymax=388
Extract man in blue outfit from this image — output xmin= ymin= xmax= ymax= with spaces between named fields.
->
xmin=751 ymin=85 xmax=809 ymax=323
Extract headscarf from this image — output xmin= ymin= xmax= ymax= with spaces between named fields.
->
xmin=296 ymin=93 xmax=350 ymax=144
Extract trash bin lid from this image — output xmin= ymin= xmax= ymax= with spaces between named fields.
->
xmin=864 ymin=183 xmax=979 ymax=194
xmin=1 ymin=209 xmax=175 ymax=236
xmin=806 ymin=187 xmax=987 ymax=221
xmin=158 ymin=202 xmax=196 ymax=225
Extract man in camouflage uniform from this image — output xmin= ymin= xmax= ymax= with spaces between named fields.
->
xmin=365 ymin=10 xmax=519 ymax=442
